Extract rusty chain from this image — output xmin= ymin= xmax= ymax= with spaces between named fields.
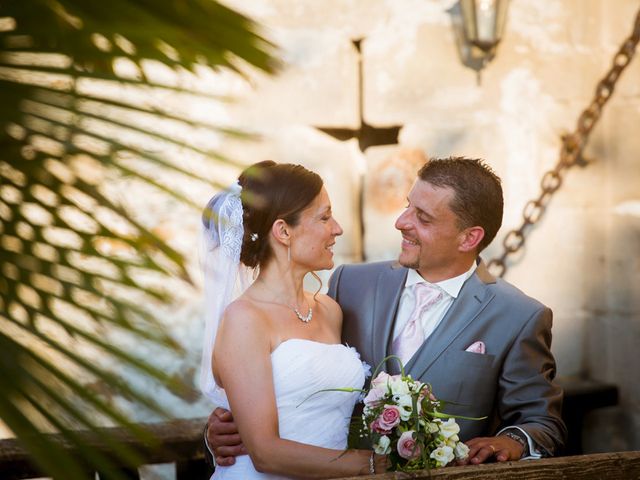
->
xmin=488 ymin=7 xmax=640 ymax=278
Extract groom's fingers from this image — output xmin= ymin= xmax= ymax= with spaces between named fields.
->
xmin=215 ymin=454 xmax=235 ymax=467
xmin=215 ymin=443 xmax=247 ymax=466
xmin=465 ymin=437 xmax=497 ymax=464
xmin=207 ymin=407 xmax=238 ymax=439
xmin=495 ymin=447 xmax=511 ymax=462
xmin=216 ymin=443 xmax=246 ymax=457
xmin=207 ymin=407 xmax=246 ymax=465
xmin=210 ymin=418 xmax=240 ymax=435
xmin=466 ymin=435 xmax=521 ymax=464
xmin=213 ymin=433 xmax=242 ymax=446
xmin=469 ymin=445 xmax=495 ymax=464
xmin=213 ymin=407 xmax=234 ymax=422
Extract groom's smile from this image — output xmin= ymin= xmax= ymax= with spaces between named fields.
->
xmin=400 ymin=234 xmax=419 ymax=248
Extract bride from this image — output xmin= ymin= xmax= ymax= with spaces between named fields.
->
xmin=200 ymin=160 xmax=387 ymax=479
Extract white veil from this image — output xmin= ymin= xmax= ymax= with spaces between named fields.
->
xmin=199 ymin=182 xmax=252 ymax=404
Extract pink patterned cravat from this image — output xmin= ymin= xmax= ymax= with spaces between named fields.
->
xmin=391 ymin=282 xmax=444 ymax=365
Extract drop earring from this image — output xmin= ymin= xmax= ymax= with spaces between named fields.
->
xmin=287 ymin=245 xmax=291 ymax=262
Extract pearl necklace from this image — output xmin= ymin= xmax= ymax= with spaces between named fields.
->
xmin=293 ymin=306 xmax=313 ymax=323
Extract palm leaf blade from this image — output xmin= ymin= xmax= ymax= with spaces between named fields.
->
xmin=0 ymin=0 xmax=276 ymax=476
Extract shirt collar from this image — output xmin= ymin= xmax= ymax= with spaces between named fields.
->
xmin=404 ymin=262 xmax=477 ymax=299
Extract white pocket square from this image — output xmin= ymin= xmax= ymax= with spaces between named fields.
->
xmin=465 ymin=341 xmax=486 ymax=354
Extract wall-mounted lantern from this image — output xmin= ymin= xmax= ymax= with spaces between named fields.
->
xmin=451 ymin=0 xmax=510 ymax=82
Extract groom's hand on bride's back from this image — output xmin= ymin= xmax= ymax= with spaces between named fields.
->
xmin=206 ymin=407 xmax=247 ymax=466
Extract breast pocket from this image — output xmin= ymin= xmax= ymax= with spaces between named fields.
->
xmin=435 ymin=350 xmax=497 ymax=417
xmin=451 ymin=350 xmax=496 ymax=371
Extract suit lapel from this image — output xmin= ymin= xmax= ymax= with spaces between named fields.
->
xmin=371 ymin=263 xmax=407 ymax=374
xmin=406 ymin=261 xmax=497 ymax=379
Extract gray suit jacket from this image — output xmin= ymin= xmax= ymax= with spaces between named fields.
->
xmin=328 ymin=259 xmax=567 ymax=456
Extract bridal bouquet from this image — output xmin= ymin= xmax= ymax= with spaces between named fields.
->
xmin=304 ymin=355 xmax=482 ymax=472
xmin=359 ymin=365 xmax=472 ymax=471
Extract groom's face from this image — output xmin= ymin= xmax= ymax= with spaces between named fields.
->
xmin=394 ymin=180 xmax=467 ymax=282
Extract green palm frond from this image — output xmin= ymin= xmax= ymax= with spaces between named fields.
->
xmin=0 ymin=1 xmax=276 ymax=477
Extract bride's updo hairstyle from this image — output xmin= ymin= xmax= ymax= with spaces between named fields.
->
xmin=238 ymin=160 xmax=323 ymax=269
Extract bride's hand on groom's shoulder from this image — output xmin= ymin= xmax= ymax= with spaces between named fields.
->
xmin=207 ymin=407 xmax=247 ymax=466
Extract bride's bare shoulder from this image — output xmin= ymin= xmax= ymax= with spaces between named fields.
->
xmin=313 ymin=293 xmax=342 ymax=322
xmin=313 ymin=292 xmax=339 ymax=308
xmin=220 ymin=297 xmax=268 ymax=335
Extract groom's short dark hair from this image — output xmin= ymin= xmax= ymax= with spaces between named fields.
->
xmin=418 ymin=157 xmax=503 ymax=252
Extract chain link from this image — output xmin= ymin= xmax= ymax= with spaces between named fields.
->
xmin=488 ymin=7 xmax=640 ymax=278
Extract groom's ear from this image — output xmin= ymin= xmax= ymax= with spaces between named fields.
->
xmin=458 ymin=226 xmax=484 ymax=253
xmin=271 ymin=219 xmax=291 ymax=246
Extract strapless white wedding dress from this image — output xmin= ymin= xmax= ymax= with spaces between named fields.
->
xmin=211 ymin=338 xmax=367 ymax=480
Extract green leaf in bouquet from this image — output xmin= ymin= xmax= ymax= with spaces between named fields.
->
xmin=296 ymin=387 xmax=366 ymax=408
xmin=427 ymin=409 xmax=487 ymax=421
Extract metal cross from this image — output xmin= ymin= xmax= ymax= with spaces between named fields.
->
xmin=314 ymin=40 xmax=403 ymax=260
xmin=314 ymin=39 xmax=403 ymax=152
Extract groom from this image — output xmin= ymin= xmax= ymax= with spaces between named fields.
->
xmin=206 ymin=157 xmax=566 ymax=465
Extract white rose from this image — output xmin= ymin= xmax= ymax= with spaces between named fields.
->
xmin=430 ymin=445 xmax=454 ymax=467
xmin=454 ymin=442 xmax=470 ymax=460
xmin=388 ymin=376 xmax=410 ymax=396
xmin=373 ymin=435 xmax=391 ymax=454
xmin=439 ymin=418 xmax=461 ymax=438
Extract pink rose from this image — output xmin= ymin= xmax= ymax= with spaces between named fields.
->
xmin=370 ymin=418 xmax=392 ymax=435
xmin=378 ymin=405 xmax=401 ymax=431
xmin=397 ymin=431 xmax=421 ymax=460
xmin=370 ymin=371 xmax=391 ymax=389
xmin=363 ymin=386 xmax=385 ymax=407
xmin=418 ymin=385 xmax=437 ymax=402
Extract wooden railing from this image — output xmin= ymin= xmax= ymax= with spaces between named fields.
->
xmin=0 ymin=418 xmax=210 ymax=480
xmin=345 ymin=452 xmax=640 ymax=479
xmin=1 ymin=425 xmax=639 ymax=480
xmin=0 ymin=376 xmax=625 ymax=479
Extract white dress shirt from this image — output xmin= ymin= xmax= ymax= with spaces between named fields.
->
xmin=392 ymin=262 xmax=477 ymax=344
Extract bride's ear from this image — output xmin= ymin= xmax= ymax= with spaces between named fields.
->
xmin=271 ymin=219 xmax=291 ymax=247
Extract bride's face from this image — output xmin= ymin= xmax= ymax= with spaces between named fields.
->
xmin=289 ymin=187 xmax=343 ymax=271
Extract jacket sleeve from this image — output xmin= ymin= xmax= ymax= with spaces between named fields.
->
xmin=497 ymin=306 xmax=567 ymax=456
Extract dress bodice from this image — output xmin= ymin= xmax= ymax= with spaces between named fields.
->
xmin=212 ymin=339 xmax=367 ymax=480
